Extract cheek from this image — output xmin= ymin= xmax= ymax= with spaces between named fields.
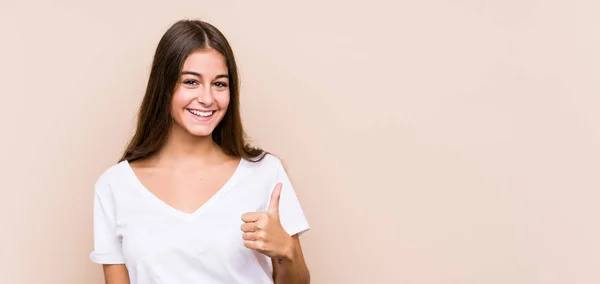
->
xmin=216 ymin=92 xmax=231 ymax=110
xmin=170 ymin=88 xmax=196 ymax=116
xmin=169 ymin=93 xmax=187 ymax=125
xmin=171 ymin=88 xmax=191 ymax=108
xmin=170 ymin=96 xmax=181 ymax=118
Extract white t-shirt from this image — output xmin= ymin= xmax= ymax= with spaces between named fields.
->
xmin=89 ymin=154 xmax=310 ymax=284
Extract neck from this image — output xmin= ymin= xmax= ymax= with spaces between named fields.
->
xmin=153 ymin=124 xmax=221 ymax=168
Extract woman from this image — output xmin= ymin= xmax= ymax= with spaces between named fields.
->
xmin=90 ymin=19 xmax=311 ymax=284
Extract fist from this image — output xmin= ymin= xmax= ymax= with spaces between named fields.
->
xmin=240 ymin=183 xmax=293 ymax=259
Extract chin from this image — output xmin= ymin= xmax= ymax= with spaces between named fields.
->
xmin=186 ymin=127 xmax=215 ymax=137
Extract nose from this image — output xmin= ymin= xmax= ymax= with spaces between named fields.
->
xmin=197 ymin=84 xmax=214 ymax=106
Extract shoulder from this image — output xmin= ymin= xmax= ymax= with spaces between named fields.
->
xmin=245 ymin=153 xmax=285 ymax=170
xmin=94 ymin=161 xmax=131 ymax=194
xmin=239 ymin=153 xmax=290 ymax=182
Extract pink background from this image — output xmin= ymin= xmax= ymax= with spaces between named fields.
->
xmin=1 ymin=1 xmax=599 ymax=283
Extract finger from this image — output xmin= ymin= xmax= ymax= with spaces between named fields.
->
xmin=241 ymin=222 xmax=258 ymax=232
xmin=242 ymin=232 xmax=258 ymax=241
xmin=241 ymin=212 xmax=263 ymax=223
xmin=267 ymin=183 xmax=282 ymax=214
xmin=243 ymin=240 xmax=263 ymax=251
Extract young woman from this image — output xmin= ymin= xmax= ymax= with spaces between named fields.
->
xmin=90 ymin=19 xmax=311 ymax=284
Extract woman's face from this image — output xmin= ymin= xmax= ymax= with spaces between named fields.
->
xmin=170 ymin=48 xmax=230 ymax=137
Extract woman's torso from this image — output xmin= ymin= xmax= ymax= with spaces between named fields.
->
xmin=94 ymin=154 xmax=283 ymax=283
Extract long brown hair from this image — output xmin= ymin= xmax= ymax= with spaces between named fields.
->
xmin=120 ymin=19 xmax=265 ymax=163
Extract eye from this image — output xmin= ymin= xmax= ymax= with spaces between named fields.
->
xmin=214 ymin=81 xmax=229 ymax=88
xmin=183 ymin=79 xmax=199 ymax=86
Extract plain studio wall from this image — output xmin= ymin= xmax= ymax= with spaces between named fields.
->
xmin=1 ymin=1 xmax=599 ymax=283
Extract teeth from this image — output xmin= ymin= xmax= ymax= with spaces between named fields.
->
xmin=189 ymin=109 xmax=213 ymax=117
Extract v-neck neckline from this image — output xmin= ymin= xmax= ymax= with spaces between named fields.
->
xmin=123 ymin=158 xmax=247 ymax=219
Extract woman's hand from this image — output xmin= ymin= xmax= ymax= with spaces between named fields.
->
xmin=241 ymin=183 xmax=294 ymax=260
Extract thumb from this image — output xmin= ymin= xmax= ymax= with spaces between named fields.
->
xmin=268 ymin=183 xmax=282 ymax=214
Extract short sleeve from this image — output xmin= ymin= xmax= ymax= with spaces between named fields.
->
xmin=89 ymin=177 xmax=126 ymax=264
xmin=269 ymin=158 xmax=311 ymax=237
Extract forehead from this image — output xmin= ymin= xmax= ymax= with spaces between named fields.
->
xmin=182 ymin=49 xmax=228 ymax=74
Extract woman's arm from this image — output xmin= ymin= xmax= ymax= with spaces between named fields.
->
xmin=102 ymin=264 xmax=130 ymax=284
xmin=272 ymin=235 xmax=310 ymax=284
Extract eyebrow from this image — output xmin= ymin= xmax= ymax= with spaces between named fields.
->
xmin=181 ymin=71 xmax=229 ymax=79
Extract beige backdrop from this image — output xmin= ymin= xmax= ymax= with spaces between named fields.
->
xmin=1 ymin=0 xmax=599 ymax=283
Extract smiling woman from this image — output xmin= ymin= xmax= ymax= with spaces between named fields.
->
xmin=120 ymin=20 xmax=260 ymax=163
xmin=89 ymin=19 xmax=311 ymax=284
xmin=171 ymin=49 xmax=231 ymax=137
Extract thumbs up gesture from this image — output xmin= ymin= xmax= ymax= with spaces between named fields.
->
xmin=241 ymin=183 xmax=293 ymax=259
